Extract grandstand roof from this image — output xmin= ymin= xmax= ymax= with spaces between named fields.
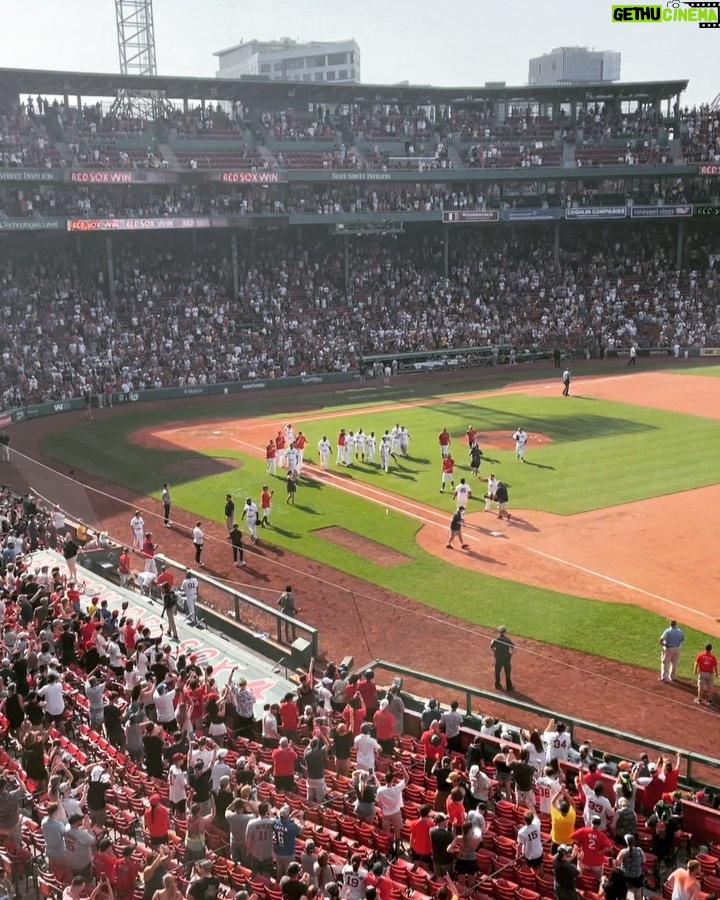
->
xmin=0 ymin=66 xmax=689 ymax=106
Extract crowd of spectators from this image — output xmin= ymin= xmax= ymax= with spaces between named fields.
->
xmin=680 ymin=105 xmax=720 ymax=165
xmin=260 ymin=110 xmax=337 ymax=142
xmin=0 ymin=488 xmax=716 ymax=900
xmin=0 ymin=226 xmax=719 ymax=411
xmin=0 ymin=172 xmax=717 ymax=223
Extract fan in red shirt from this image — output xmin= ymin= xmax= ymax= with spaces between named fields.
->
xmin=420 ymin=722 xmax=447 ymax=774
xmin=342 ymin=695 xmax=366 ymax=736
xmin=409 ymin=805 xmax=434 ymax=863
xmin=265 ymin=439 xmax=277 ymax=476
xmin=93 ymin=838 xmax=118 ymax=881
xmin=275 ymin=431 xmax=286 ymax=468
xmin=271 ymin=737 xmax=298 ymax=793
xmin=438 ymin=428 xmax=452 ymax=457
xmin=440 ymin=454 xmax=456 ymax=493
xmin=373 ymin=699 xmax=397 ymax=755
xmin=279 ymin=693 xmax=300 ymax=741
xmin=144 ymin=795 xmax=171 ymax=845
xmin=123 ymin=619 xmax=137 ymax=653
xmin=571 ymin=819 xmax=613 ymax=876
xmin=115 ymin=847 xmax=143 ymax=900
xmin=357 ymin=671 xmax=379 ymax=719
xmin=660 ymin=751 xmax=682 ymax=792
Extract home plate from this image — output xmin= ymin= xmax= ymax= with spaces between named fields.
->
xmin=490 ymin=531 xmax=507 ymax=537
xmin=212 ymin=430 xmax=222 ymax=435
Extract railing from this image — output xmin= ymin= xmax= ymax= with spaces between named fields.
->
xmin=154 ymin=553 xmax=319 ymax=661
xmin=364 ymin=659 xmax=720 ymax=787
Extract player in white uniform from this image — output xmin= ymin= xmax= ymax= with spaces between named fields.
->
xmin=512 ymin=427 xmax=528 ymax=462
xmin=317 ymin=436 xmax=331 ymax=470
xmin=390 ymin=423 xmax=402 ymax=455
xmin=284 ymin=423 xmax=295 ymax=445
xmin=241 ymin=498 xmax=259 ymax=542
xmin=286 ymin=445 xmax=299 ymax=473
xmin=484 ymin=474 xmax=498 ymax=511
xmin=365 ymin=431 xmax=377 ymax=464
xmin=344 ymin=431 xmax=355 ymax=466
xmin=130 ymin=511 xmax=145 ymax=550
xmin=180 ymin=570 xmax=199 ymax=626
xmin=399 ymin=426 xmax=410 ymax=457
xmin=355 ymin=429 xmax=366 ymax=461
xmin=380 ymin=434 xmax=392 ymax=472
xmin=453 ymin=478 xmax=472 ymax=510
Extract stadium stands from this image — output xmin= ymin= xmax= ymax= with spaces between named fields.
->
xmin=0 ymin=485 xmax=718 ymax=900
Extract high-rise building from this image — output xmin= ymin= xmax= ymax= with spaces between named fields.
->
xmin=528 ymin=47 xmax=621 ymax=85
xmin=214 ymin=38 xmax=361 ymax=83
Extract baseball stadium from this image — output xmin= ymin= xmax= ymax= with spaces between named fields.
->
xmin=2 ymin=9 xmax=720 ymax=900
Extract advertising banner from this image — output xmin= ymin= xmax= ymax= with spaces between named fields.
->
xmin=0 ymin=169 xmax=62 ymax=182
xmin=630 ymin=205 xmax=693 ymax=218
xmin=565 ymin=206 xmax=627 ymax=220
xmin=442 ymin=210 xmax=499 ymax=223
xmin=503 ymin=208 xmax=563 ymax=221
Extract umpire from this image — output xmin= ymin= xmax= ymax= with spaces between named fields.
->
xmin=490 ymin=626 xmax=515 ymax=691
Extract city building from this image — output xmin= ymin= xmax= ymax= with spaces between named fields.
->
xmin=214 ymin=38 xmax=361 ymax=83
xmin=528 ymin=47 xmax=621 ymax=85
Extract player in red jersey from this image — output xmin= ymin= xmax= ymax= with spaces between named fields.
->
xmin=440 ymin=454 xmax=456 ymax=493
xmin=438 ymin=428 xmax=451 ymax=458
xmin=265 ymin=439 xmax=276 ymax=475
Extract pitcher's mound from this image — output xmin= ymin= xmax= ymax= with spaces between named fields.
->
xmin=164 ymin=456 xmax=244 ymax=480
xmin=314 ymin=526 xmax=411 ymax=567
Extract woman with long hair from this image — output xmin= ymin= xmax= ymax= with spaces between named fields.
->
xmin=352 ymin=769 xmax=377 ymax=824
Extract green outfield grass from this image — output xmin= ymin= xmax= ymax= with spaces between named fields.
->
xmin=40 ymin=376 xmax=720 ymax=678
xmin=248 ymin=394 xmax=720 ymax=515
xmin=670 ymin=364 xmax=720 ymax=377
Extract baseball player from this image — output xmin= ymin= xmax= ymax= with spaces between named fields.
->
xmin=130 ymin=511 xmax=145 ymax=550
xmin=241 ymin=497 xmax=259 ymax=542
xmin=469 ymin=441 xmax=483 ymax=477
xmin=337 ymin=429 xmax=346 ymax=465
xmin=275 ymin=430 xmax=286 ymax=468
xmin=391 ymin=423 xmax=402 ymax=455
xmin=512 ymin=427 xmax=528 ymax=462
xmin=180 ymin=569 xmax=199 ymax=626
xmin=466 ymin=425 xmax=477 ymax=446
xmin=355 ymin=428 xmax=366 ymax=461
xmin=484 ymin=473 xmax=499 ymax=511
xmin=399 ymin=426 xmax=410 ymax=457
xmin=318 ymin=435 xmax=331 ymax=470
xmin=284 ymin=422 xmax=295 ymax=445
xmin=380 ymin=433 xmax=392 ymax=472
xmin=453 ymin=477 xmax=472 ymax=510
xmin=265 ymin=439 xmax=277 ymax=476
xmin=260 ymin=485 xmax=274 ymax=528
xmin=286 ymin=443 xmax=299 ymax=474
xmin=438 ymin=428 xmax=451 ymax=458
xmin=440 ymin=454 xmax=456 ymax=493
xmin=294 ymin=432 xmax=307 ymax=471
xmin=366 ymin=431 xmax=377 ymax=464
xmin=345 ymin=431 xmax=356 ymax=466
xmin=562 ymin=368 xmax=571 ymax=397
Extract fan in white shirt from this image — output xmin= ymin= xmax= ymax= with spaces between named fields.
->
xmin=517 ymin=811 xmax=543 ymax=864
xmin=581 ymin=782 xmax=613 ymax=830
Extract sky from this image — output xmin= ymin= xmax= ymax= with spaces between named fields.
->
xmin=0 ymin=0 xmax=716 ymax=106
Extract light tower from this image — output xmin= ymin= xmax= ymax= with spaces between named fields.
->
xmin=111 ymin=0 xmax=170 ymax=118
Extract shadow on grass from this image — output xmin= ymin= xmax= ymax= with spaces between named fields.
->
xmin=265 ymin=526 xmax=301 ymax=540
xmin=294 ymin=504 xmax=319 ymax=514
xmin=523 ymin=460 xmax=557 ymax=471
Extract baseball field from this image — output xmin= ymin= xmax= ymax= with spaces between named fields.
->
xmin=12 ymin=359 xmax=720 ymax=755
